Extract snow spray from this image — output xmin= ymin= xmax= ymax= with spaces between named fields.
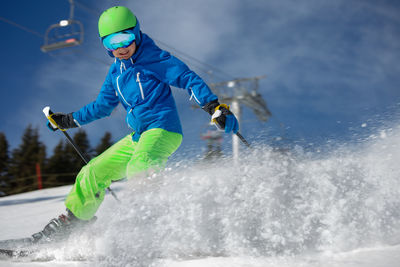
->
xmin=72 ymin=126 xmax=400 ymax=266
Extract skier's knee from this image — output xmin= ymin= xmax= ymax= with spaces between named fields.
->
xmin=126 ymin=152 xmax=163 ymax=178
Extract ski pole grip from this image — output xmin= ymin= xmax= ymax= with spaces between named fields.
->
xmin=43 ymin=106 xmax=52 ymax=116
xmin=43 ymin=106 xmax=58 ymax=129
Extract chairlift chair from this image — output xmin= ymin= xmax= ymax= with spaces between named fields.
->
xmin=41 ymin=20 xmax=84 ymax=52
xmin=40 ymin=0 xmax=84 ymax=53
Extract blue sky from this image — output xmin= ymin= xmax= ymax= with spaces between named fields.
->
xmin=1 ymin=0 xmax=400 ymax=157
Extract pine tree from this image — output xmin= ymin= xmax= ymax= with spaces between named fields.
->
xmin=45 ymin=129 xmax=92 ymax=186
xmin=45 ymin=140 xmax=73 ymax=186
xmin=8 ymin=125 xmax=46 ymax=194
xmin=0 ymin=132 xmax=10 ymax=196
xmin=55 ymin=129 xmax=92 ymax=184
xmin=95 ymin=132 xmax=113 ymax=156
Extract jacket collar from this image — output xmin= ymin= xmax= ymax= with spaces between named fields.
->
xmin=114 ymin=33 xmax=153 ymax=74
xmin=114 ymin=38 xmax=146 ymax=73
xmin=115 ymin=57 xmax=135 ymax=74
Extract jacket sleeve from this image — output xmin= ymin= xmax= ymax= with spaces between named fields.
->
xmin=149 ymin=50 xmax=218 ymax=107
xmin=72 ymin=68 xmax=119 ymax=126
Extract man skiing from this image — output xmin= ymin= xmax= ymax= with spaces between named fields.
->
xmin=34 ymin=6 xmax=239 ymax=242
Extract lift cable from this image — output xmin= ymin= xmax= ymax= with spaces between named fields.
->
xmin=151 ymin=37 xmax=235 ymax=80
xmin=0 ymin=15 xmax=44 ymax=38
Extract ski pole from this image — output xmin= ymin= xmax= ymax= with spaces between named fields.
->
xmin=42 ymin=106 xmax=120 ymax=203
xmin=235 ymin=131 xmax=251 ymax=148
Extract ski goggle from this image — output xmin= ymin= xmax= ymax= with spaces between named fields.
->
xmin=102 ymin=31 xmax=136 ymax=51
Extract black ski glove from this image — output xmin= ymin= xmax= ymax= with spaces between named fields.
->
xmin=47 ymin=112 xmax=78 ymax=131
xmin=202 ymin=100 xmax=239 ymax=133
xmin=202 ymin=99 xmax=221 ymax=116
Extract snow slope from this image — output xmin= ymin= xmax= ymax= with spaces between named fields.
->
xmin=1 ymin=126 xmax=400 ymax=267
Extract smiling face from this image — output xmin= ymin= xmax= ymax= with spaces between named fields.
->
xmin=112 ymin=42 xmax=137 ymax=60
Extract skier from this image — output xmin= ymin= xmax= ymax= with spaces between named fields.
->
xmin=33 ymin=6 xmax=239 ymax=242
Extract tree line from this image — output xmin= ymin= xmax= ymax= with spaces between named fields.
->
xmin=0 ymin=125 xmax=113 ymax=196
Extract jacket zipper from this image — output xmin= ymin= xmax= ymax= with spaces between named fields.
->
xmin=136 ymin=72 xmax=145 ymax=100
xmin=126 ymin=108 xmax=134 ymax=128
xmin=116 ymin=76 xmax=131 ymax=108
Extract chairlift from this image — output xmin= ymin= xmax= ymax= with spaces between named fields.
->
xmin=40 ymin=0 xmax=84 ymax=53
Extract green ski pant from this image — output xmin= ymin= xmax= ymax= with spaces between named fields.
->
xmin=65 ymin=128 xmax=182 ymax=220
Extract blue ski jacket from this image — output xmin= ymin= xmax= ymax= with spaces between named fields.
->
xmin=72 ymin=33 xmax=218 ymax=141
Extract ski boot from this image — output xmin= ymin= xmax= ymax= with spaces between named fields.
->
xmin=32 ymin=209 xmax=96 ymax=244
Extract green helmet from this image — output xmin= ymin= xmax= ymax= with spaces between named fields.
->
xmin=98 ymin=6 xmax=138 ymax=38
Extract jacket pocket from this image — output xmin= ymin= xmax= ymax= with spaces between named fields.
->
xmin=116 ymin=70 xmax=144 ymax=106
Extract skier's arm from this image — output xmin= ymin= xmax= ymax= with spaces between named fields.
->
xmin=72 ymin=70 xmax=119 ymax=126
xmin=172 ymin=68 xmax=218 ymax=106
xmin=150 ymin=51 xmax=239 ymax=133
xmin=149 ymin=50 xmax=218 ymax=107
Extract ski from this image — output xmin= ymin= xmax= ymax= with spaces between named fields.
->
xmin=0 ymin=248 xmax=34 ymax=258
xmin=0 ymin=237 xmax=35 ymax=258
